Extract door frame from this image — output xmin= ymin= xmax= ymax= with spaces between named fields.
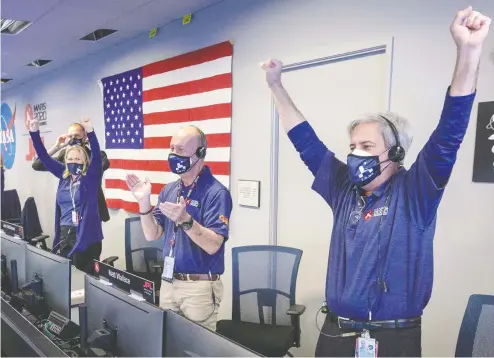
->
xmin=269 ymin=38 xmax=395 ymax=245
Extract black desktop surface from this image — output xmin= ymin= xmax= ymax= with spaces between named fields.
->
xmin=1 ymin=297 xmax=67 ymax=357
xmin=164 ymin=310 xmax=262 ymax=357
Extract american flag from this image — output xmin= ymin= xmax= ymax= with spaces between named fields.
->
xmin=101 ymin=41 xmax=233 ymax=213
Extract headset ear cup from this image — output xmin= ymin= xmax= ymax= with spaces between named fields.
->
xmin=196 ymin=147 xmax=206 ymax=159
xmin=388 ymin=146 xmax=405 ymax=163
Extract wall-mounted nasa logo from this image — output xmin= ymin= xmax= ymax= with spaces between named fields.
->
xmin=1 ymin=103 xmax=17 ymax=169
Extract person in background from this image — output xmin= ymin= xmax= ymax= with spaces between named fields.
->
xmin=28 ymin=117 xmax=105 ymax=274
xmin=32 ymin=122 xmax=111 ymax=223
xmin=261 ymin=6 xmax=490 ymax=357
xmin=125 ymin=125 xmax=232 ymax=331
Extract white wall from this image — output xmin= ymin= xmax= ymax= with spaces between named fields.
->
xmin=2 ymin=0 xmax=494 ymax=356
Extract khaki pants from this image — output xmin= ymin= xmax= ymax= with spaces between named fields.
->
xmin=159 ymin=279 xmax=223 ymax=331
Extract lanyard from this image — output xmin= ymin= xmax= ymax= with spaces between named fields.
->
xmin=342 ymin=179 xmax=395 ymax=322
xmin=168 ymin=168 xmax=204 ymax=257
xmin=68 ymin=176 xmax=80 ymax=212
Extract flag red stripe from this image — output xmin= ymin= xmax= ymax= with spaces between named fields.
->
xmin=142 ymin=41 xmax=233 ymax=78
xmin=107 ymin=199 xmax=143 ymax=213
xmin=105 ymin=179 xmax=165 ymax=195
xmin=143 ymin=73 xmax=231 ymax=102
xmin=144 ymin=103 xmax=231 ymax=125
xmin=108 ymin=159 xmax=230 ymax=175
xmin=144 ymin=133 xmax=231 ymax=149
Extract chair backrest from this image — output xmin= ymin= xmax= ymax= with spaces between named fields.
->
xmin=20 ymin=197 xmax=43 ymax=241
xmin=124 ymin=217 xmax=164 ymax=280
xmin=455 ymin=294 xmax=494 ymax=357
xmin=231 ymin=245 xmax=302 ymax=327
xmin=1 ymin=189 xmax=21 ymax=222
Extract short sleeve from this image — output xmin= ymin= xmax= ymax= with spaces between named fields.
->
xmin=202 ymin=189 xmax=233 ymax=240
xmin=153 ymin=186 xmax=169 ymax=229
xmin=311 ymin=151 xmax=351 ymax=209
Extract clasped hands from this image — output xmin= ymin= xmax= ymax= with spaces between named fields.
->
xmin=158 ymin=196 xmax=191 ymax=225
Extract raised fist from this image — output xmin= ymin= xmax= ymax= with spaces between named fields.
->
xmin=451 ymin=6 xmax=491 ymax=50
xmin=27 ymin=117 xmax=40 ymax=132
xmin=80 ymin=117 xmax=93 ymax=133
xmin=260 ymin=58 xmax=283 ymax=87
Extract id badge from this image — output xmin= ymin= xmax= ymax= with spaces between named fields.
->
xmin=72 ymin=211 xmax=79 ymax=225
xmin=162 ymin=256 xmax=175 ymax=283
xmin=355 ymin=337 xmax=378 ymax=357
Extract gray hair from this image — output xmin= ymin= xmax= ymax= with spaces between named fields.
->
xmin=348 ymin=111 xmax=413 ymax=160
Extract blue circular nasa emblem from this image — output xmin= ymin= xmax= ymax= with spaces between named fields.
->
xmin=1 ymin=103 xmax=17 ymax=169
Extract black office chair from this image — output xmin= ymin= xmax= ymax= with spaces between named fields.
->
xmin=20 ymin=197 xmax=50 ymax=250
xmin=216 ymin=245 xmax=306 ymax=357
xmin=455 ymin=294 xmax=494 ymax=357
xmin=104 ymin=217 xmax=164 ymax=303
xmin=1 ymin=189 xmax=22 ymax=224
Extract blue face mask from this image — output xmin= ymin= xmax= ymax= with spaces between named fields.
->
xmin=346 ymin=149 xmax=384 ymax=187
xmin=168 ymin=154 xmax=193 ymax=174
xmin=67 ymin=163 xmax=83 ymax=175
xmin=68 ymin=138 xmax=83 ymax=146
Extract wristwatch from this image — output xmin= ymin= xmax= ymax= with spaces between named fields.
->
xmin=180 ymin=216 xmax=194 ymax=231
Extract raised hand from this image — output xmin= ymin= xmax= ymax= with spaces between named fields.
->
xmin=56 ymin=134 xmax=71 ymax=148
xmin=159 ymin=196 xmax=189 ymax=224
xmin=27 ymin=116 xmax=40 ymax=132
xmin=125 ymin=173 xmax=152 ymax=203
xmin=260 ymin=58 xmax=283 ymax=87
xmin=80 ymin=117 xmax=93 ymax=133
xmin=451 ymin=6 xmax=491 ymax=50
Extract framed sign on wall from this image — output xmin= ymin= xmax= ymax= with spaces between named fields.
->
xmin=472 ymin=101 xmax=494 ymax=183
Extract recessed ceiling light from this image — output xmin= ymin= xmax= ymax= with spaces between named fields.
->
xmin=80 ymin=29 xmax=117 ymax=42
xmin=27 ymin=59 xmax=53 ymax=67
xmin=1 ymin=18 xmax=32 ymax=35
xmin=1 ymin=78 xmax=13 ymax=84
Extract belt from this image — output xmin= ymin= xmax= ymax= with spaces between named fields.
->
xmin=173 ymin=273 xmax=221 ymax=281
xmin=328 ymin=311 xmax=421 ymax=330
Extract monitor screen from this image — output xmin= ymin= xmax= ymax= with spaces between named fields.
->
xmin=84 ymin=275 xmax=165 ymax=357
xmin=164 ymin=310 xmax=261 ymax=357
xmin=1 ymin=235 xmax=27 ymax=288
xmin=1 ymin=220 xmax=24 ymax=240
xmin=25 ymin=245 xmax=71 ymax=319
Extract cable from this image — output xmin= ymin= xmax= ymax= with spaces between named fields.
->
xmin=314 ymin=306 xmax=357 ymax=338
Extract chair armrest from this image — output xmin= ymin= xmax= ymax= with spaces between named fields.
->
xmin=287 ymin=304 xmax=306 ymax=316
xmin=102 ymin=256 xmax=119 ymax=266
xmin=31 ymin=235 xmax=50 ymax=243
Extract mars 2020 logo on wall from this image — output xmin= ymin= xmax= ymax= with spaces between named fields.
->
xmin=24 ymin=102 xmax=50 ymax=162
xmin=24 ymin=102 xmax=47 ymax=131
xmin=1 ymin=103 xmax=17 ymax=169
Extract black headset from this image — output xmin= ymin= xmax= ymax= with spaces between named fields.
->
xmin=191 ymin=125 xmax=207 ymax=159
xmin=379 ymin=115 xmax=405 ymax=163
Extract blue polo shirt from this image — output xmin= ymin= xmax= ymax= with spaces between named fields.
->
xmin=154 ymin=166 xmax=233 ymax=274
xmin=288 ymin=88 xmax=475 ymax=320
xmin=57 ymin=179 xmax=82 ymax=226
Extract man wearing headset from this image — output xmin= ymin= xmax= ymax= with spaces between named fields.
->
xmin=32 ymin=122 xmax=111 ymax=222
xmin=261 ymin=6 xmax=490 ymax=357
xmin=126 ymin=125 xmax=232 ymax=331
